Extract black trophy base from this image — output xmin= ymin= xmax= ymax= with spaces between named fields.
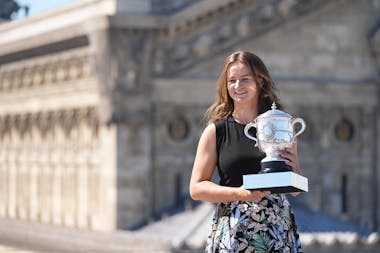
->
xmin=243 ymin=171 xmax=309 ymax=193
xmin=260 ymin=160 xmax=292 ymax=174
xmin=252 ymin=186 xmax=305 ymax=194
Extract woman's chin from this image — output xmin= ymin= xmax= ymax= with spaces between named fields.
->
xmin=234 ymin=97 xmax=253 ymax=104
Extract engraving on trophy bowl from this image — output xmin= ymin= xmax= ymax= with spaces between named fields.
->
xmin=258 ymin=120 xmax=293 ymax=153
xmin=262 ymin=122 xmax=275 ymax=139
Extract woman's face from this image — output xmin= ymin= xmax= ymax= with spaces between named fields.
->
xmin=226 ymin=62 xmax=260 ymax=106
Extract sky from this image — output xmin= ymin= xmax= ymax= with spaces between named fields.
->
xmin=14 ymin=0 xmax=79 ymax=19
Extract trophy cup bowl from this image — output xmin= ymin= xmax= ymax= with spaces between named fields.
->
xmin=243 ymin=102 xmax=308 ymax=193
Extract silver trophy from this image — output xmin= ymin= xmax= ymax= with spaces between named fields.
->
xmin=243 ymin=102 xmax=308 ymax=193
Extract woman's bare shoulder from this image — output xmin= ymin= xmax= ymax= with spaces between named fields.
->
xmin=202 ymin=123 xmax=216 ymax=137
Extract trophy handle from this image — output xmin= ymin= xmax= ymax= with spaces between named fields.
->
xmin=292 ymin=118 xmax=306 ymax=138
xmin=244 ymin=122 xmax=258 ymax=146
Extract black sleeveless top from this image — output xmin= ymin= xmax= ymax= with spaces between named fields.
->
xmin=215 ymin=116 xmax=265 ymax=187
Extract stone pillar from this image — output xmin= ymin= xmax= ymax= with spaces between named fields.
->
xmin=90 ymin=124 xmax=117 ymax=231
xmin=0 ymin=121 xmax=6 ymax=216
xmin=374 ymin=80 xmax=380 ymax=232
xmin=115 ymin=123 xmax=152 ymax=229
xmin=368 ymin=16 xmax=380 ymax=232
xmin=360 ymin=107 xmax=376 ymax=229
xmin=87 ymin=19 xmax=155 ymax=229
xmin=7 ymin=125 xmax=17 ymax=219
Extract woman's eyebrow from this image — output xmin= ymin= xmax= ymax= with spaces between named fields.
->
xmin=229 ymin=73 xmax=251 ymax=78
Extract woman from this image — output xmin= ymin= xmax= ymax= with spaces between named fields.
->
xmin=189 ymin=51 xmax=303 ymax=252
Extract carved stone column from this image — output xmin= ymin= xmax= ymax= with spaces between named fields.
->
xmin=88 ymin=21 xmax=155 ymax=229
xmin=368 ymin=17 xmax=380 ymax=231
xmin=0 ymin=116 xmax=6 ymax=217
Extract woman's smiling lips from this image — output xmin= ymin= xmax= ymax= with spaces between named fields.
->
xmin=234 ymin=90 xmax=247 ymax=98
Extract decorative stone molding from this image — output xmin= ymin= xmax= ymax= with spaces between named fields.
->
xmin=193 ymin=34 xmax=213 ymax=58
xmin=153 ymin=0 xmax=331 ymax=76
xmin=334 ymin=117 xmax=355 ymax=142
xmin=236 ymin=15 xmax=250 ymax=38
xmin=368 ymin=18 xmax=380 ymax=77
xmin=93 ymin=28 xmax=155 ymax=125
xmin=150 ymin=0 xmax=197 ymax=14
xmin=0 ymin=107 xmax=99 ymax=146
xmin=167 ymin=115 xmax=190 ymax=142
xmin=0 ymin=48 xmax=92 ymax=92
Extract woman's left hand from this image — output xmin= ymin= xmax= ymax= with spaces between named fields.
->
xmin=278 ymin=142 xmax=302 ymax=196
xmin=278 ymin=142 xmax=301 ymax=175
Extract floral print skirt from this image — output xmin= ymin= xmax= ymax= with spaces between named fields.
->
xmin=205 ymin=194 xmax=302 ymax=253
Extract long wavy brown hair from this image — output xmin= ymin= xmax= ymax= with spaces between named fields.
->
xmin=205 ymin=51 xmax=282 ymax=125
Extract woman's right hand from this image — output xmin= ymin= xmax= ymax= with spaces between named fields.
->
xmin=238 ymin=187 xmax=271 ymax=202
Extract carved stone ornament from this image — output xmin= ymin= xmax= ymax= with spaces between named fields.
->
xmin=334 ymin=117 xmax=355 ymax=142
xmin=168 ymin=116 xmax=190 ymax=141
xmin=0 ymin=49 xmax=91 ymax=92
xmin=154 ymin=0 xmax=330 ymax=76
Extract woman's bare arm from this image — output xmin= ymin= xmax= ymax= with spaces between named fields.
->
xmin=189 ymin=124 xmax=269 ymax=203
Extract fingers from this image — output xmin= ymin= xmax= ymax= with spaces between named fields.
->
xmin=278 ymin=147 xmax=296 ymax=161
xmin=259 ymin=190 xmax=271 ymax=198
xmin=241 ymin=189 xmax=271 ymax=202
xmin=278 ymin=148 xmax=295 ymax=166
xmin=254 ymin=190 xmax=271 ymax=202
xmin=278 ymin=147 xmax=301 ymax=174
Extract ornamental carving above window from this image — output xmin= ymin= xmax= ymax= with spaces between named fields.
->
xmin=167 ymin=116 xmax=189 ymax=141
xmin=334 ymin=117 xmax=354 ymax=142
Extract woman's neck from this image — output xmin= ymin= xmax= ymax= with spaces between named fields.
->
xmin=232 ymin=105 xmax=258 ymax=124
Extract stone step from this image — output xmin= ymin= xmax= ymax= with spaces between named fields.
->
xmin=135 ymin=202 xmax=214 ymax=249
xmin=0 ymin=244 xmax=41 ymax=253
xmin=0 ymin=218 xmax=172 ymax=253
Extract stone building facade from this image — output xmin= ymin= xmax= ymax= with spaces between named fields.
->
xmin=0 ymin=0 xmax=379 ymax=238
